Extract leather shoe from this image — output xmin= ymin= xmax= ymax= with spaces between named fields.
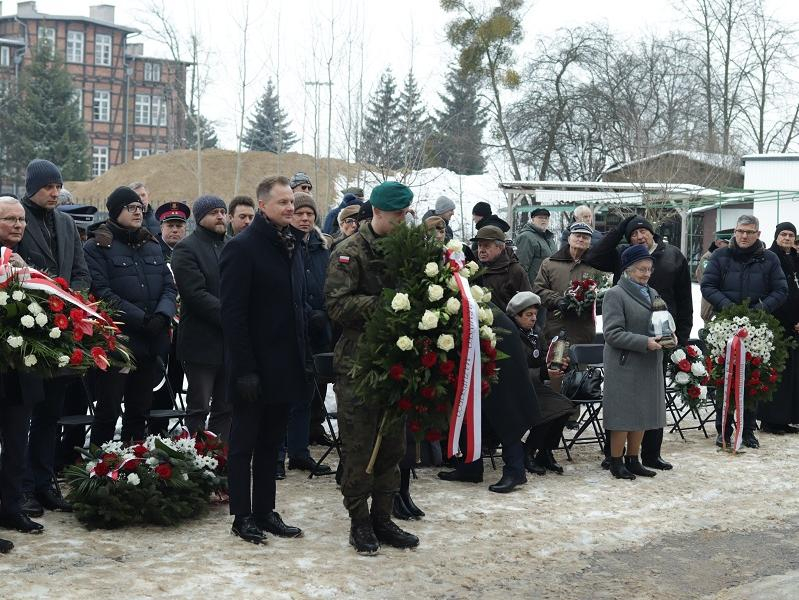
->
xmin=600 ymin=456 xmax=611 ymax=470
xmin=785 ymin=424 xmax=799 ymax=434
xmin=20 ymin=493 xmax=44 ymax=518
xmin=371 ymin=514 xmax=419 ymax=549
xmin=36 ymin=487 xmax=72 ymax=512
xmin=309 ymin=428 xmax=335 ymax=447
xmin=275 ymin=461 xmax=286 ymax=480
xmin=641 ymin=456 xmax=673 ymax=471
xmin=761 ymin=423 xmax=785 ymax=435
xmin=488 ymin=472 xmax=527 ymax=493
xmin=437 ymin=468 xmax=483 ymax=484
xmin=392 ymin=494 xmax=414 ymax=521
xmin=350 ymin=519 xmax=379 ymax=554
xmin=231 ymin=515 xmax=266 ymax=544
xmin=255 ymin=511 xmax=302 ymax=538
xmin=288 ymin=455 xmax=332 ymax=476
xmin=525 ymin=454 xmax=546 ymax=476
xmin=742 ymin=430 xmax=760 ymax=449
xmin=536 ymin=449 xmax=563 ymax=474
xmin=399 ymin=491 xmax=425 ymax=518
xmin=0 ymin=512 xmax=44 ymax=534
xmin=0 ymin=537 xmax=12 ymax=553
xmin=625 ymin=456 xmax=657 ymax=477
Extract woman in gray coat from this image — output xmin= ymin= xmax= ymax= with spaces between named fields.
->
xmin=602 ymin=245 xmax=671 ymax=480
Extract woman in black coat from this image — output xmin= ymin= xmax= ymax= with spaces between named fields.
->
xmin=758 ymin=222 xmax=799 ymax=434
xmin=506 ymin=292 xmax=574 ymax=475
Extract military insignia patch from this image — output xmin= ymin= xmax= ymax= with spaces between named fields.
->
xmin=338 ymin=256 xmax=350 ymax=264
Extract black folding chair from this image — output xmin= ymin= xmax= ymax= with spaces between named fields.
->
xmin=309 ymin=353 xmax=343 ymax=479
xmin=148 ymin=356 xmax=187 ymax=434
xmin=562 ymin=344 xmax=605 ymax=453
xmin=57 ymin=376 xmax=96 ymax=441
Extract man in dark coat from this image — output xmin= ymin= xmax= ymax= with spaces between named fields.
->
xmin=471 ymin=225 xmax=533 ymax=309
xmin=584 ymin=215 xmax=693 ymax=470
xmin=221 ymin=175 xmax=307 ymax=545
xmin=172 ymin=195 xmax=230 ymax=440
xmin=516 ymin=207 xmax=557 ymax=285
xmin=84 ymin=187 xmax=177 ymax=445
xmin=701 ymin=214 xmax=788 ymax=448
xmin=16 ymin=159 xmax=91 ymax=517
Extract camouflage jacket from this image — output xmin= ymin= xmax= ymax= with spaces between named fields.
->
xmin=325 ymin=222 xmax=388 ymax=376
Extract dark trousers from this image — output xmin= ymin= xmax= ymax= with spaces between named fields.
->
xmin=90 ymin=359 xmax=157 ymax=445
xmin=527 ymin=414 xmax=570 ymax=452
xmin=228 ymin=401 xmax=290 ymax=516
xmin=56 ymin=375 xmax=93 ymax=471
xmin=183 ymin=362 xmax=231 ymax=442
xmin=716 ymin=405 xmax=757 ymax=438
xmin=1 ymin=375 xmax=31 ymax=515
xmin=279 ymin=378 xmax=313 ymax=462
xmin=149 ymin=349 xmax=183 ymax=435
xmin=309 ymin=380 xmax=326 ymax=435
xmin=23 ymin=376 xmax=69 ymax=494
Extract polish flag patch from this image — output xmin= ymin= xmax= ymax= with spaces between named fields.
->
xmin=338 ymin=255 xmax=350 ymax=264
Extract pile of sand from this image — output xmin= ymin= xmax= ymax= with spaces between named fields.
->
xmin=65 ymin=149 xmax=362 ymax=217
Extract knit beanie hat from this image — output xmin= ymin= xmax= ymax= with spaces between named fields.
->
xmin=774 ymin=221 xmax=797 ymax=238
xmin=293 ymin=192 xmax=317 ymax=216
xmin=25 ymin=159 xmax=63 ymax=197
xmin=625 ymin=217 xmax=655 ymax=242
xmin=435 ymin=195 xmax=456 ymax=215
xmin=106 ymin=186 xmax=143 ymax=221
xmin=192 ymin=195 xmax=227 ymax=224
xmin=472 ymin=201 xmax=492 ymax=217
xmin=621 ymin=244 xmax=652 ymax=271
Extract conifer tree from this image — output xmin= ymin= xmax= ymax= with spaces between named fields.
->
xmin=359 ymin=69 xmax=402 ymax=176
xmin=242 ymin=79 xmax=298 ymax=152
xmin=396 ymin=69 xmax=430 ymax=171
xmin=184 ymin=112 xmax=218 ymax=149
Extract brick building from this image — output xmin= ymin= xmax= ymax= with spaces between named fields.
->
xmin=0 ymin=1 xmax=187 ymax=183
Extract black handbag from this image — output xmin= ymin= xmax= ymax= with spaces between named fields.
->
xmin=561 ymin=366 xmax=603 ymax=400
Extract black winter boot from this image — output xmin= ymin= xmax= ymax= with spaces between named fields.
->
xmin=349 ymin=519 xmax=379 ymax=554
xmin=371 ymin=514 xmax=419 ymax=549
xmin=609 ymin=456 xmax=635 ymax=480
xmin=624 ymin=456 xmax=656 ymax=477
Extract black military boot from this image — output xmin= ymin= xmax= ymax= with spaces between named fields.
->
xmin=349 ymin=519 xmax=379 ymax=555
xmin=624 ymin=456 xmax=656 ymax=477
xmin=371 ymin=514 xmax=419 ymax=549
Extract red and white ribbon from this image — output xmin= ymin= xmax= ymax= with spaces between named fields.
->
xmin=721 ymin=329 xmax=747 ymax=452
xmin=447 ymin=273 xmax=482 ymax=462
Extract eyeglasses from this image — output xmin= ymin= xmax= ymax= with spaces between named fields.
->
xmin=126 ymin=204 xmax=144 ymax=213
xmin=633 ymin=266 xmax=655 ymax=274
xmin=0 ymin=217 xmax=26 ymax=225
xmin=343 ymin=218 xmax=357 ymax=225
xmin=298 ymin=184 xmax=312 ymax=192
xmin=734 ymin=229 xmax=758 ymax=236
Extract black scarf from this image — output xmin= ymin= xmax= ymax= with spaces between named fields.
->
xmin=106 ymin=220 xmax=154 ymax=247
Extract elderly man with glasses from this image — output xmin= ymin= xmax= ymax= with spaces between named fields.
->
xmin=83 ymin=186 xmax=177 ymax=445
xmin=701 ymin=214 xmax=788 ymax=449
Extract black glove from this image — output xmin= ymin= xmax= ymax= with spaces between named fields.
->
xmin=618 ymin=215 xmax=636 ymax=235
xmin=236 ymin=373 xmax=261 ymax=404
xmin=143 ymin=313 xmax=169 ymax=337
xmin=556 ymin=297 xmax=570 ymax=313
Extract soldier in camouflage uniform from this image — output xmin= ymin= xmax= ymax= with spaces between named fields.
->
xmin=325 ymin=181 xmax=420 ymax=554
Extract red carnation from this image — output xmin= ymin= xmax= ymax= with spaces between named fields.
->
xmin=389 ymin=364 xmax=404 ymax=381
xmin=69 ymin=308 xmax=86 ymax=322
xmin=485 ymin=345 xmax=497 ymax=360
xmin=54 ymin=313 xmax=69 ymax=330
xmin=123 ymin=459 xmax=141 ymax=472
xmin=54 ymin=277 xmax=69 ymax=290
xmin=769 ymin=373 xmax=778 ymax=383
xmin=421 ymin=352 xmax=437 ymax=369
xmin=435 ymin=403 xmax=448 ymax=413
xmin=132 ymin=444 xmax=148 ymax=458
xmin=48 ymin=295 xmax=65 ymax=312
xmin=480 ymin=339 xmax=492 ymax=353
xmin=759 ymin=384 xmax=769 ymax=393
xmin=485 ymin=361 xmax=497 ymax=377
xmin=425 ymin=429 xmax=442 ymax=442
xmin=398 ymin=397 xmax=413 ymax=411
xmin=687 ymin=386 xmax=701 ymax=399
xmin=93 ymin=462 xmax=110 ymax=476
xmin=745 ymin=351 xmax=752 ymax=361
xmin=439 ymin=360 xmax=456 ymax=376
xmin=481 ymin=380 xmax=490 ymax=394
xmin=751 ymin=369 xmax=761 ymax=381
xmin=69 ymin=349 xmax=84 ymax=365
xmin=751 ymin=356 xmax=762 ymax=366
xmin=154 ymin=463 xmax=173 ymax=480
xmin=409 ymin=420 xmax=422 ymax=433
xmin=685 ymin=346 xmax=698 ymax=358
xmin=420 ymin=386 xmax=436 ymax=400
xmin=72 ymin=328 xmax=84 ymax=342
xmin=678 ymin=359 xmax=691 ymax=373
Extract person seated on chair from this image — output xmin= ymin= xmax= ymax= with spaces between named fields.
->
xmin=83 ymin=187 xmax=177 ymax=445
xmin=506 ymin=292 xmax=574 ymax=476
xmin=601 ymin=245 xmax=672 ymax=480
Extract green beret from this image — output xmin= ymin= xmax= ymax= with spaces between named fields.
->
xmin=369 ymin=181 xmax=413 ymax=211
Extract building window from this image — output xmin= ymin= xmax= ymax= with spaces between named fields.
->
xmin=95 ymin=33 xmax=112 ymax=66
xmin=72 ymin=89 xmax=83 ymax=119
xmin=151 ymin=95 xmax=167 ymax=126
xmin=135 ymin=94 xmax=151 ymax=125
xmin=66 ymin=31 xmax=84 ymax=63
xmin=143 ymin=62 xmax=161 ymax=82
xmin=37 ymin=27 xmax=56 ymax=56
xmin=0 ymin=47 xmax=9 ymax=67
xmin=93 ymin=90 xmax=110 ymax=122
xmin=133 ymin=148 xmax=150 ymax=159
xmin=92 ymin=146 xmax=109 ymax=177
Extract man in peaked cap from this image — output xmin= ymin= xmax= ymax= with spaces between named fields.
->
xmin=325 ymin=181 xmax=419 ymax=554
xmin=155 ymin=201 xmax=191 ymax=261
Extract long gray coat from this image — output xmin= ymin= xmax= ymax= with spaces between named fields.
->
xmin=602 ymin=276 xmax=666 ymax=431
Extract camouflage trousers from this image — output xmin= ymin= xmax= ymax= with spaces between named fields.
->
xmin=335 ymin=376 xmax=406 ymax=521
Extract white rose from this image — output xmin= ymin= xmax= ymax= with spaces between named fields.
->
xmin=483 ymin=290 xmax=492 ymax=303
xmin=467 ymin=261 xmax=479 ymax=273
xmin=478 ymin=307 xmax=494 ymax=325
xmin=6 ymin=335 xmax=23 ymax=348
xmin=57 ymin=355 xmax=70 ymax=368
xmin=674 ymin=371 xmax=690 ymax=385
xmin=447 ymin=276 xmax=459 ymax=292
xmin=418 ymin=310 xmax=439 ymax=331
xmin=446 ymin=239 xmax=463 ymax=253
xmin=690 ymin=362 xmax=706 ymax=377
xmin=470 ymin=286 xmax=484 ymax=302
xmin=424 ymin=262 xmax=439 ymax=277
xmin=670 ymin=349 xmax=686 ymax=364
xmin=127 ymin=473 xmax=141 ymax=486
xmin=459 ymin=266 xmax=470 ymax=279
xmin=23 ymin=354 xmax=37 ymax=367
xmin=391 ymin=292 xmax=411 ymax=312
xmin=146 ymin=457 xmax=159 ymax=466
xmin=480 ymin=325 xmax=494 ymax=340
xmin=11 ymin=290 xmax=25 ymax=301
xmin=35 ymin=313 xmax=47 ymax=327
xmin=445 ymin=297 xmax=461 ymax=315
xmin=437 ymin=334 xmax=455 ymax=352
xmin=428 ymin=284 xmax=444 ymax=302
xmin=27 ymin=301 xmax=43 ymax=315
xmin=0 ymin=291 xmax=8 ymax=306
xmin=20 ymin=315 xmax=35 ymax=329
xmin=396 ymin=336 xmax=414 ymax=351
xmin=49 ymin=327 xmax=62 ymax=339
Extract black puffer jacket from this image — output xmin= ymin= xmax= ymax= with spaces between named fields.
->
xmin=768 ymin=242 xmax=799 ymax=339
xmin=700 ymin=239 xmax=788 ymax=313
xmin=301 ymin=228 xmax=331 ymax=352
